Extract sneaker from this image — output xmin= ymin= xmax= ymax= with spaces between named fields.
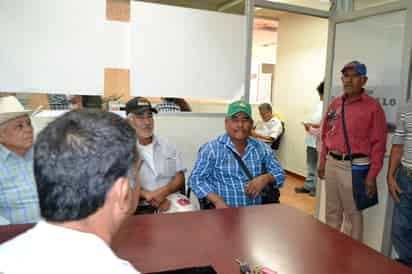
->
xmin=295 ymin=187 xmax=310 ymax=194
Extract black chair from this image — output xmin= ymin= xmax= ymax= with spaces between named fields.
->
xmin=271 ymin=121 xmax=285 ymax=150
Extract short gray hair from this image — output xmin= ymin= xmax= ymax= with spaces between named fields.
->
xmin=258 ymin=103 xmax=272 ymax=113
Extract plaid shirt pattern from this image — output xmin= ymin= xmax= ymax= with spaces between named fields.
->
xmin=189 ymin=134 xmax=285 ymax=207
xmin=0 ymin=145 xmax=40 ymax=224
xmin=156 ymin=103 xmax=181 ymax=112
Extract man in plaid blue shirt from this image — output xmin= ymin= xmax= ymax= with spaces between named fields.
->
xmin=189 ymin=100 xmax=285 ymax=208
xmin=0 ymin=96 xmax=40 ymax=224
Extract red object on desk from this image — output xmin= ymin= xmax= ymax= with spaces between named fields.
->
xmin=0 ymin=205 xmax=411 ymax=274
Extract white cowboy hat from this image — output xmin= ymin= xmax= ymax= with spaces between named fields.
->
xmin=0 ymin=96 xmax=33 ymax=125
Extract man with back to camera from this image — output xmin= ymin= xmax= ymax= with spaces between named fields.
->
xmin=125 ymin=97 xmax=188 ymax=213
xmin=189 ymin=100 xmax=285 ymax=208
xmin=0 ymin=96 xmax=40 ymax=224
xmin=318 ymin=61 xmax=387 ymax=240
xmin=0 ymin=110 xmax=141 ymax=273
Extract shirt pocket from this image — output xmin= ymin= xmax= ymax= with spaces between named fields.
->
xmin=0 ymin=174 xmax=36 ymax=206
xmin=158 ymin=152 xmax=177 ymax=178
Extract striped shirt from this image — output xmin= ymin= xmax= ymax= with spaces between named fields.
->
xmin=188 ymin=134 xmax=285 ymax=207
xmin=392 ymin=103 xmax=412 ymax=168
xmin=0 ymin=145 xmax=40 ymax=224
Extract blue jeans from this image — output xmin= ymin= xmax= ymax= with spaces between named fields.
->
xmin=303 ymin=146 xmax=318 ymax=191
xmin=392 ymin=165 xmax=412 ymax=267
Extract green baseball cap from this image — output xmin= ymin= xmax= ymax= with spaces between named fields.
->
xmin=227 ymin=100 xmax=252 ymax=118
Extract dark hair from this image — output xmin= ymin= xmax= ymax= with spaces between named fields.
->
xmin=258 ymin=103 xmax=272 ymax=113
xmin=34 ymin=110 xmax=137 ymax=222
xmin=82 ymin=95 xmax=102 ymax=109
xmin=317 ymin=81 xmax=325 ymax=96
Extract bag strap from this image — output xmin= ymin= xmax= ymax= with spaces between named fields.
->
xmin=228 ymin=148 xmax=254 ymax=180
xmin=340 ymin=97 xmax=353 ymax=161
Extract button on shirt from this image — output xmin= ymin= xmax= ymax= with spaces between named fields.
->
xmin=320 ymin=92 xmax=387 ymax=180
xmin=0 ymin=145 xmax=40 ymax=224
xmin=392 ymin=103 xmax=412 ymax=168
xmin=0 ymin=221 xmax=140 ymax=274
xmin=138 ymin=136 xmax=186 ymax=192
xmin=189 ymin=134 xmax=285 ymax=207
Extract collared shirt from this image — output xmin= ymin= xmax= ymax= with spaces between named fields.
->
xmin=188 ymin=133 xmax=285 ymax=207
xmin=305 ymin=101 xmax=323 ymax=148
xmin=0 ymin=221 xmax=140 ymax=274
xmin=320 ymin=92 xmax=387 ymax=180
xmin=138 ymin=136 xmax=186 ymax=192
xmin=255 ymin=116 xmax=283 ymax=140
xmin=0 ymin=145 xmax=40 ymax=224
xmin=392 ymin=103 xmax=412 ymax=168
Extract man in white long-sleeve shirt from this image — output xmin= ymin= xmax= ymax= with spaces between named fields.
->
xmin=252 ymin=103 xmax=283 ymax=146
xmin=295 ymin=82 xmax=324 ymax=197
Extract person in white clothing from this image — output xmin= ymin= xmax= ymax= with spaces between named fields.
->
xmin=126 ymin=97 xmax=193 ymax=214
xmin=295 ymin=81 xmax=324 ymax=197
xmin=0 ymin=110 xmax=141 ymax=274
xmin=252 ymin=103 xmax=283 ymax=146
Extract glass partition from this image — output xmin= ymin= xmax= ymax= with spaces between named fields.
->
xmin=265 ymin=0 xmax=330 ymax=11
xmin=354 ymin=0 xmax=399 ymax=10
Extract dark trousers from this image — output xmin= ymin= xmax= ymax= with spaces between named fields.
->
xmin=392 ymin=165 xmax=412 ymax=267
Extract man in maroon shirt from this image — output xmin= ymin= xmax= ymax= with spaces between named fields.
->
xmin=318 ymin=61 xmax=387 ymax=240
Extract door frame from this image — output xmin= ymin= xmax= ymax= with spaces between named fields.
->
xmin=244 ymin=0 xmax=412 ymax=256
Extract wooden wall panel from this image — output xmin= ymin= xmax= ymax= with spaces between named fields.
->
xmin=26 ymin=94 xmax=50 ymax=110
xmin=104 ymin=68 xmax=131 ymax=101
xmin=106 ymin=0 xmax=130 ymax=22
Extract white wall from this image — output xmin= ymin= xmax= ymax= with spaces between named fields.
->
xmin=272 ymin=13 xmax=328 ymax=175
xmin=0 ymin=0 xmax=129 ymax=95
xmin=130 ymin=1 xmax=246 ymax=100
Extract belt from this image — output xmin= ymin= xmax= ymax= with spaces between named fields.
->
xmin=329 ymin=152 xmax=367 ymax=161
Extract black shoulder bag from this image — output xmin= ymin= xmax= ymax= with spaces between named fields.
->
xmin=228 ymin=149 xmax=279 ymax=204
xmin=341 ymin=98 xmax=378 ymax=210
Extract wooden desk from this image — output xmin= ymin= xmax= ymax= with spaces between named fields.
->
xmin=1 ymin=204 xmax=411 ymax=274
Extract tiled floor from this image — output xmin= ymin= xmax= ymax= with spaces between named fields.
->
xmin=280 ymin=172 xmax=316 ymax=216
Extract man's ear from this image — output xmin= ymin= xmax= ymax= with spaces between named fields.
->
xmin=111 ymin=177 xmax=131 ymax=211
xmin=362 ymin=76 xmax=368 ymax=86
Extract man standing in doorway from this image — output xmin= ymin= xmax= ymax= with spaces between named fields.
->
xmin=387 ymin=103 xmax=412 ymax=268
xmin=295 ymin=81 xmax=324 ymax=197
xmin=318 ymin=61 xmax=387 ymax=240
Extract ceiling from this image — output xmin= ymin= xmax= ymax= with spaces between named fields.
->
xmin=137 ymin=0 xmax=245 ymax=14
xmin=137 ymin=0 xmax=331 ymax=14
